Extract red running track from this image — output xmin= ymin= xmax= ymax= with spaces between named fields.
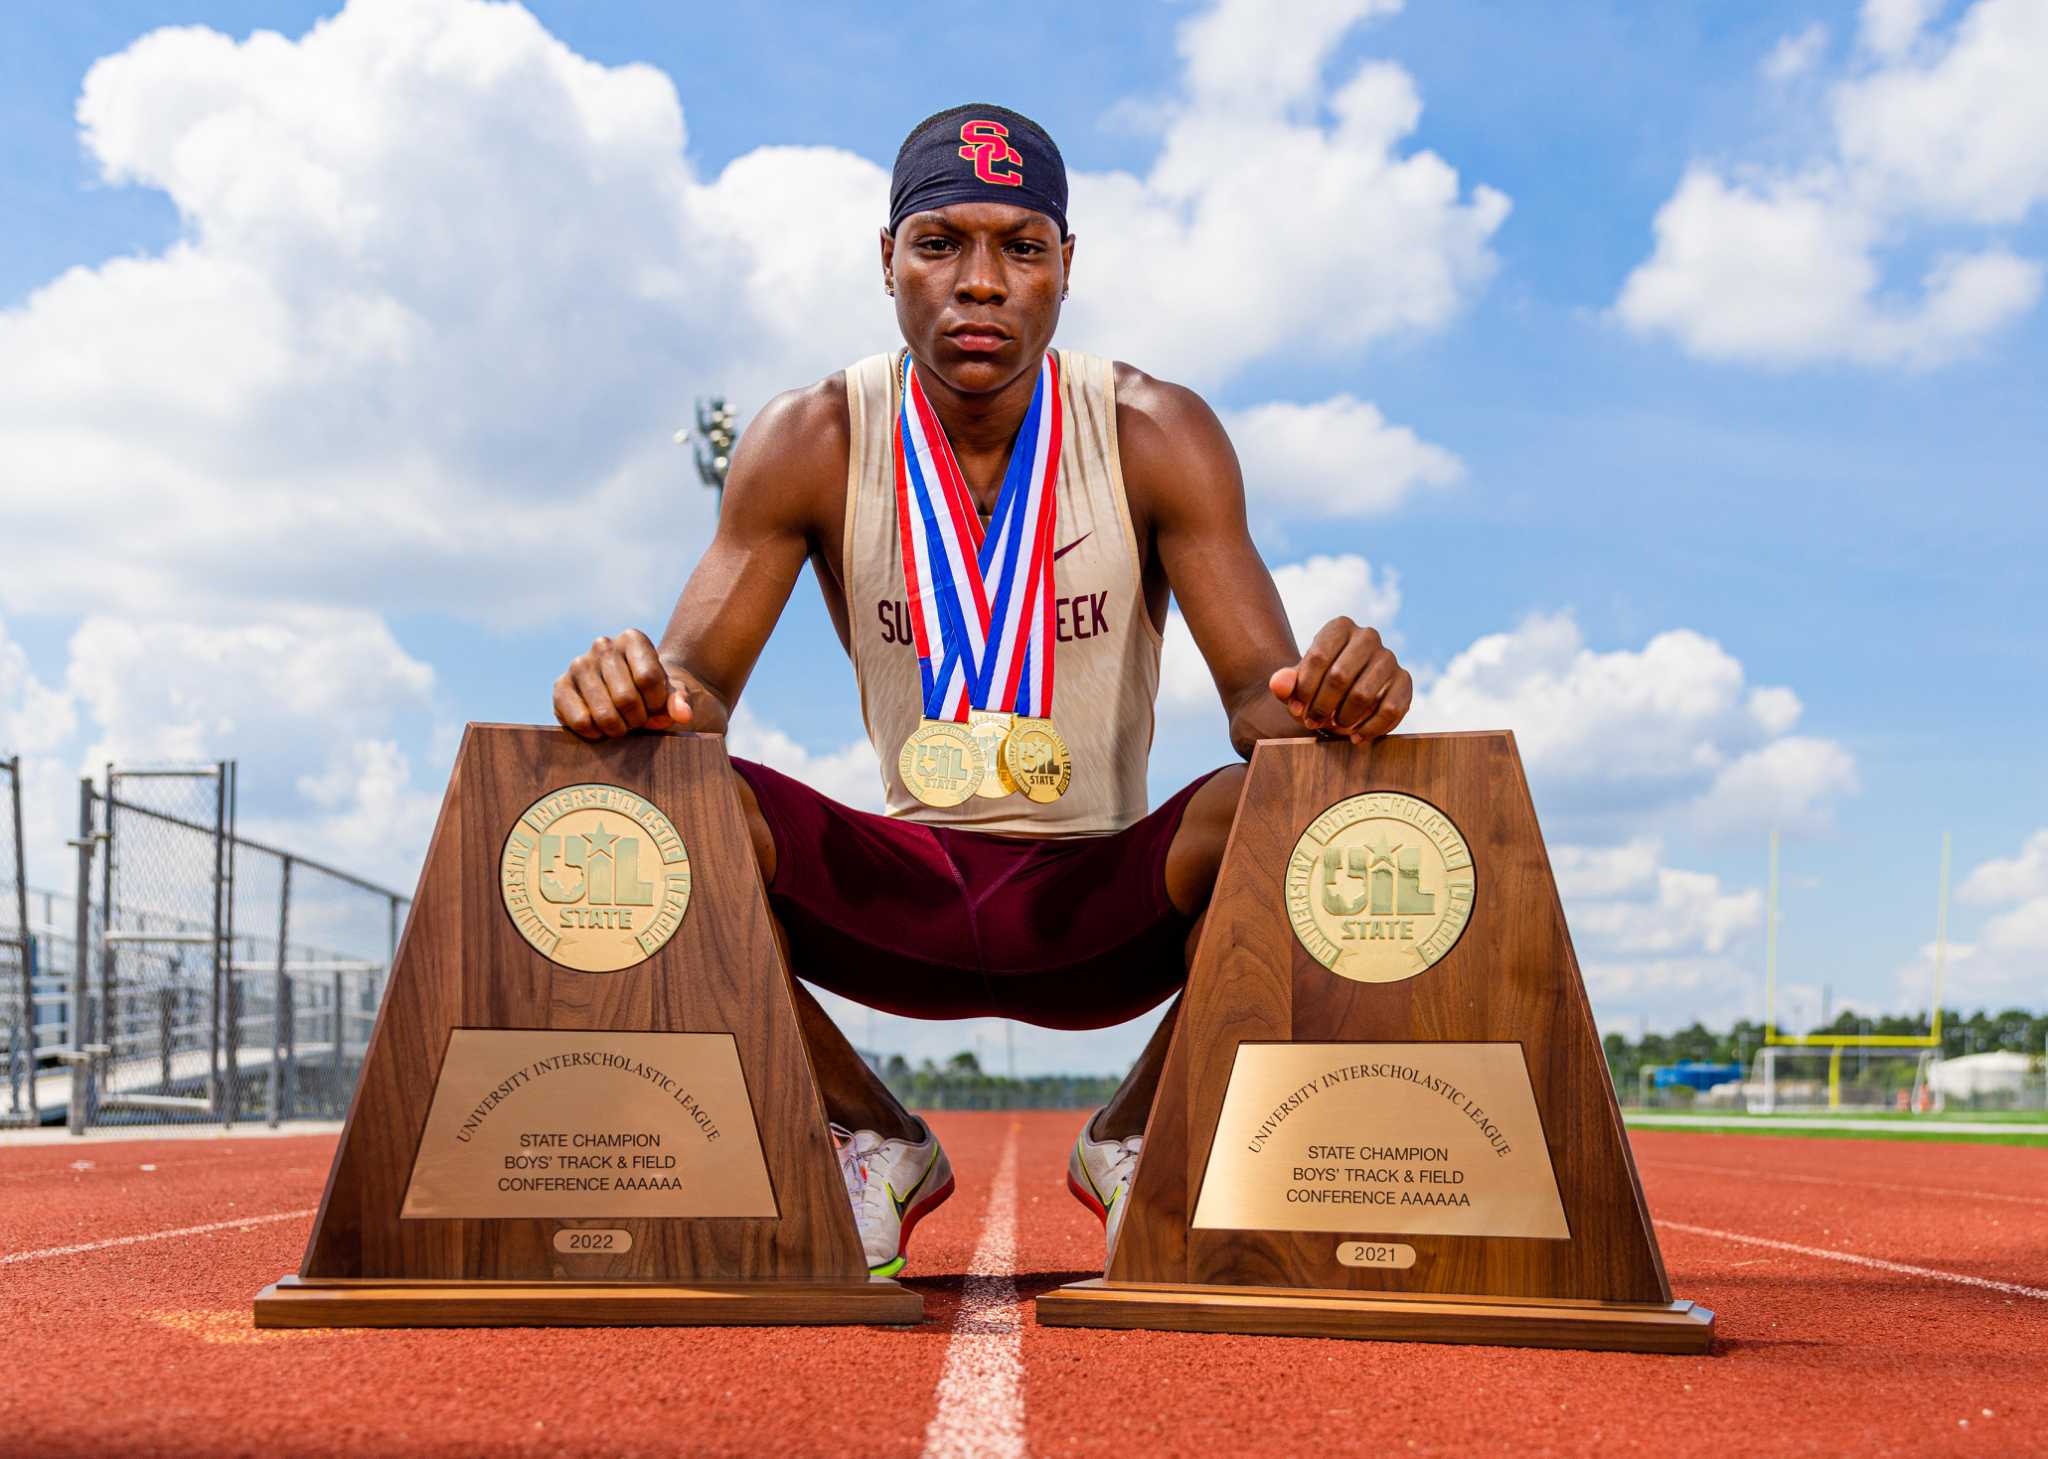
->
xmin=1 ymin=1115 xmax=2044 ymax=1458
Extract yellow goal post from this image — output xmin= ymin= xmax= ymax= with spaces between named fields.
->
xmin=1762 ymin=829 xmax=1950 ymax=1051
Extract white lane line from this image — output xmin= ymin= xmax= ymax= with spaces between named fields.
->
xmin=1627 ymin=1113 xmax=2036 ymax=1136
xmin=1642 ymin=1157 xmax=2048 ymax=1209
xmin=921 ymin=1121 xmax=1024 ymax=1459
xmin=2 ymin=1208 xmax=316 ymax=1266
xmin=1659 ymin=1221 xmax=2048 ymax=1301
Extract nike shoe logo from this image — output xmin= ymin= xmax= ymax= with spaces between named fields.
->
xmin=888 ymin=1152 xmax=939 ymax=1220
xmin=1052 ymin=531 xmax=1091 ymax=562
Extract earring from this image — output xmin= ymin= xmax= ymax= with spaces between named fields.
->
xmin=885 ymin=279 xmax=895 ymax=296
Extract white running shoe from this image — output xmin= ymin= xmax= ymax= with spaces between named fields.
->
xmin=1067 ymin=1109 xmax=1143 ymax=1267
xmin=833 ymin=1116 xmax=955 ymax=1278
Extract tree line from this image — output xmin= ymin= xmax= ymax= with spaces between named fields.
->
xmin=876 ymin=1050 xmax=1123 ymax=1111
xmin=865 ymin=1008 xmax=2048 ymax=1111
xmin=1602 ymin=1006 xmax=2048 ymax=1092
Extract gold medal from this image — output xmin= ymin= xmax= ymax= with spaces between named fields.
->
xmin=1001 ymin=716 xmax=1072 ymax=804
xmin=899 ymin=718 xmax=985 ymax=808
xmin=967 ymin=710 xmax=1019 ymax=798
xmin=889 ymin=351 xmax=1069 ymax=815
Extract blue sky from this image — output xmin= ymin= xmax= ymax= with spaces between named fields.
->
xmin=1 ymin=0 xmax=2042 ymax=1072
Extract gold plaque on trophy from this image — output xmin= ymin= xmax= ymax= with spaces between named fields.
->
xmin=1285 ymin=792 xmax=1474 ymax=983
xmin=400 ymin=1030 xmax=776 ymax=1220
xmin=499 ymin=782 xmax=691 ymax=973
xmin=1189 ymin=1042 xmax=1568 ymax=1239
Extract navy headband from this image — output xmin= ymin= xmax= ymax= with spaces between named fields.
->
xmin=889 ymin=103 xmax=1069 ymax=239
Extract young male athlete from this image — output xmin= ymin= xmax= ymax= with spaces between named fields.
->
xmin=553 ymin=105 xmax=1412 ymax=1275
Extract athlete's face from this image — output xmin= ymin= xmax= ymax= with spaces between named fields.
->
xmin=880 ymin=203 xmax=1074 ymax=398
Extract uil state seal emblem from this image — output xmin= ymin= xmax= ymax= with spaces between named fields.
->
xmin=1284 ymin=791 xmax=1476 ymax=984
xmin=499 ymin=783 xmax=691 ymax=972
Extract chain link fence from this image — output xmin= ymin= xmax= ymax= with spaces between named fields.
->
xmin=12 ymin=885 xmax=80 ymax=1123
xmin=3 ymin=757 xmax=33 ymax=1125
xmin=12 ymin=760 xmax=410 ymax=1132
xmin=227 ymin=838 xmax=402 ymax=1126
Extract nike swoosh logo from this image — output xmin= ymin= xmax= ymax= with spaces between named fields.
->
xmin=888 ymin=1153 xmax=940 ymax=1220
xmin=1052 ymin=532 xmax=1091 ymax=561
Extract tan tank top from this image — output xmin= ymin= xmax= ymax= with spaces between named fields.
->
xmin=842 ymin=348 xmax=1163 ymax=835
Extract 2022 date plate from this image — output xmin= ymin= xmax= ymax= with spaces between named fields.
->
xmin=401 ymin=1030 xmax=777 ymax=1220
xmin=1191 ymin=1042 xmax=1569 ymax=1239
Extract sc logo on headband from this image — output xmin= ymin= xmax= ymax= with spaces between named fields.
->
xmin=959 ymin=120 xmax=1023 ymax=187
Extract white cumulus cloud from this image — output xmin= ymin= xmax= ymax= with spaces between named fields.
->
xmin=0 ymin=609 xmax=441 ymax=890
xmin=1580 ymin=956 xmax=1752 ymax=1018
xmin=1061 ymin=0 xmax=1507 ymax=379
xmin=1617 ymin=0 xmax=2048 ymax=368
xmin=61 ymin=610 xmax=434 ymax=772
xmin=1570 ymin=864 xmax=1762 ymax=956
xmin=0 ymin=617 xmax=85 ymax=892
xmin=0 ymin=620 xmax=76 ymax=758
xmin=1224 ymin=395 xmax=1463 ymax=520
xmin=1 ymin=0 xmax=1501 ymax=630
xmin=1860 ymin=0 xmax=1943 ymax=58
xmin=1894 ymin=828 xmax=2048 ymax=1008
xmin=1552 ymin=835 xmax=1761 ymax=1019
xmin=1689 ymin=735 xmax=1860 ymax=838
xmin=725 ymin=705 xmax=882 ymax=814
xmin=1551 ymin=837 xmax=1665 ymax=900
xmin=1404 ymin=612 xmax=1855 ymax=844
xmin=252 ymin=737 xmax=443 ymax=881
xmin=1762 ymin=22 xmax=1830 ymax=81
xmin=1960 ymin=828 xmax=2048 ymax=906
xmin=1160 ymin=553 xmax=1401 ymax=713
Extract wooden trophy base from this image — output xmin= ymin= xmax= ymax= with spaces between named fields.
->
xmin=253 ymin=1274 xmax=922 ymax=1329
xmin=1083 ymin=735 xmax=1714 ymax=1357
xmin=274 ymin=729 xmax=903 ymax=1330
xmin=1038 ymin=1279 xmax=1714 ymax=1354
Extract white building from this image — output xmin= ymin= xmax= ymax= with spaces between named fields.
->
xmin=1927 ymin=1051 xmax=2038 ymax=1101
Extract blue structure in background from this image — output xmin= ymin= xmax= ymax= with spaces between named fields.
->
xmin=1652 ymin=1061 xmax=1745 ymax=1091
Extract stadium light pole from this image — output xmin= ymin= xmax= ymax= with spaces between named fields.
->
xmin=674 ymin=396 xmax=740 ymax=511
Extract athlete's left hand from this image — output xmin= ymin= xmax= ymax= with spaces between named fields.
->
xmin=1268 ymin=617 xmax=1412 ymax=744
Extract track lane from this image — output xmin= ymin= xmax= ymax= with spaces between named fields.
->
xmin=1018 ymin=1114 xmax=2047 ymax=1459
xmin=1630 ymin=1131 xmax=2048 ymax=1289
xmin=0 ymin=1134 xmax=335 ymax=1257
xmin=1628 ymin=1129 xmax=2048 ymax=1200
xmin=0 ymin=1119 xmax=1012 ymax=1459
xmin=3 ymin=1116 xmax=2044 ymax=1457
xmin=920 ymin=1117 xmax=1024 ymax=1459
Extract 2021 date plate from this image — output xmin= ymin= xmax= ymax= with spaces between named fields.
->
xmin=1191 ymin=1042 xmax=1569 ymax=1239
xmin=401 ymin=1030 xmax=777 ymax=1220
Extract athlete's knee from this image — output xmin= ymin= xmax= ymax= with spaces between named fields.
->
xmin=731 ymin=770 xmax=778 ymax=885
xmin=1198 ymin=762 xmax=1247 ymax=820
xmin=1163 ymin=764 xmax=1245 ymax=917
xmin=1186 ymin=763 xmax=1246 ymax=850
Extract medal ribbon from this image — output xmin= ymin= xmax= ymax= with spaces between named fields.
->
xmin=894 ymin=351 xmax=1062 ymax=720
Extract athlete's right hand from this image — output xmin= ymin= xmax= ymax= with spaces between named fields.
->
xmin=553 ymin=629 xmax=692 ymax=739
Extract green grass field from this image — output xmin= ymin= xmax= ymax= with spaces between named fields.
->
xmin=1621 ymin=1109 xmax=2048 ymax=1147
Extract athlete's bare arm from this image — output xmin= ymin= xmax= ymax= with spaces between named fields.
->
xmin=552 ymin=379 xmax=847 ymax=740
xmin=1117 ymin=365 xmax=1412 ymax=759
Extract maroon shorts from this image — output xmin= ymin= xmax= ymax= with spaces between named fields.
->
xmin=729 ymin=758 xmax=1223 ymax=1030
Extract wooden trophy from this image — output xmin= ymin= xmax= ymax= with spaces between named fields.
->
xmin=1037 ymin=733 xmax=1713 ymax=1352
xmin=254 ymin=724 xmax=917 ymax=1328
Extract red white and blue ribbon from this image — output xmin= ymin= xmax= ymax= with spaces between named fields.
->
xmin=894 ymin=351 xmax=1062 ymax=720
